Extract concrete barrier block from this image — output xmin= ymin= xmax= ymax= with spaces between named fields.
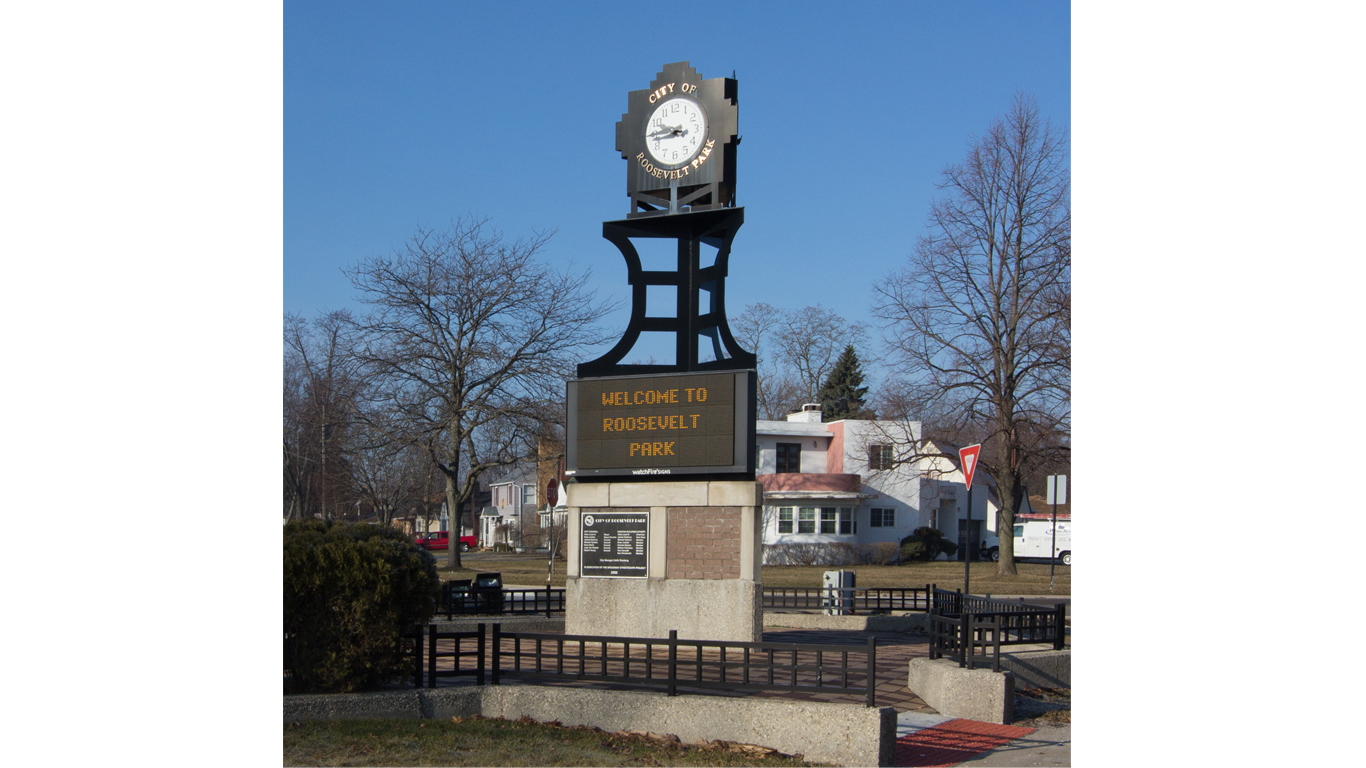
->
xmin=286 ymin=684 xmax=896 ymax=765
xmin=418 ymin=687 xmax=484 ymax=719
xmin=566 ymin=577 xmax=761 ymax=641
xmin=284 ymin=690 xmax=422 ymax=721
xmin=482 ymin=686 xmax=895 ymax=767
xmin=762 ymin=613 xmax=928 ymax=633
xmin=999 ymin=649 xmax=1070 ymax=689
xmin=907 ymin=658 xmax=1014 ymax=725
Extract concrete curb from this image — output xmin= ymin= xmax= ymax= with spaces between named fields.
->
xmin=762 ymin=612 xmax=928 ymax=632
xmin=285 ymin=685 xmax=895 ymax=766
xmin=907 ymin=658 xmax=1014 ymax=725
xmin=997 ymin=649 xmax=1069 ymax=690
xmin=430 ymin=616 xmax=566 ymax=633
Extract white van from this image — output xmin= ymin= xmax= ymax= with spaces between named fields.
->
xmin=982 ymin=520 xmax=1070 ymax=565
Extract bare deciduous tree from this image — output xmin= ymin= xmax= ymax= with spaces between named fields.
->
xmin=774 ymin=305 xmax=868 ymax=405
xmin=729 ymin=302 xmax=799 ymax=419
xmin=731 ymin=302 xmax=867 ymax=419
xmin=344 ymin=413 xmax=427 ymax=527
xmin=284 ymin=310 xmax=364 ymax=521
xmin=345 ymin=218 xmax=617 ymax=568
xmin=873 ymin=93 xmax=1070 ymax=576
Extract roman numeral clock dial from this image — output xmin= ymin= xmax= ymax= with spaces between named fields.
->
xmin=646 ymin=98 xmax=707 ymax=166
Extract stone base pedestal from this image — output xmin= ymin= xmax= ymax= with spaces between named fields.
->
xmin=564 ymin=480 xmax=763 ymax=642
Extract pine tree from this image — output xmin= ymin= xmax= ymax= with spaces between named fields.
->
xmin=816 ymin=345 xmax=872 ymax=421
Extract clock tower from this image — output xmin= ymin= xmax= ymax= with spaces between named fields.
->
xmin=563 ymin=62 xmax=764 ymax=643
xmin=578 ymin=61 xmax=753 ymax=378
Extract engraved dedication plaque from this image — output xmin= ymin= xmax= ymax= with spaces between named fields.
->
xmin=580 ymin=511 xmax=649 ymax=578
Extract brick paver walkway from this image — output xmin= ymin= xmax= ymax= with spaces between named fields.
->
xmin=893 ymin=719 xmax=1036 ymax=767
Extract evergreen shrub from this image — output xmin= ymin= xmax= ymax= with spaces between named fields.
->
xmin=284 ymin=519 xmax=439 ymax=693
xmin=900 ymin=527 xmax=957 ymax=561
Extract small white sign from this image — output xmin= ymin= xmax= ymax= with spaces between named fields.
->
xmin=1046 ymin=475 xmax=1068 ymax=505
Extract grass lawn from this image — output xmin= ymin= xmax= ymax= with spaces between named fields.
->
xmin=436 ymin=555 xmax=1068 ymax=596
xmin=284 ymin=716 xmax=828 ymax=767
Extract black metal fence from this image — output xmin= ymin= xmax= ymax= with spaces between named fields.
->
xmin=928 ymin=588 xmax=1066 ymax=669
xmin=762 ymin=584 xmax=935 ymax=612
xmin=927 ymin=612 xmax=1006 ymax=671
xmin=439 ymin=584 xmax=566 ymax=619
xmin=397 ymin=623 xmax=878 ymax=706
xmin=492 ymin=625 xmax=879 ymax=707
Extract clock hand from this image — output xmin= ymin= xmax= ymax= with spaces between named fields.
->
xmin=648 ymin=125 xmax=684 ymax=139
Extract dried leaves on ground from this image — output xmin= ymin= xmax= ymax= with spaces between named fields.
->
xmin=285 ymin=715 xmax=827 ymax=767
xmin=1013 ymin=686 xmax=1070 ymax=727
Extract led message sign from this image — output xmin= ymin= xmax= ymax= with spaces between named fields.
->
xmin=566 ymin=370 xmax=756 ymax=478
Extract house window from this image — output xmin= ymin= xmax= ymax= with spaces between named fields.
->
xmin=870 ymin=508 xmax=896 ymax=527
xmin=778 ymin=507 xmax=794 ymax=534
xmin=869 ymin=444 xmax=893 ymax=470
xmin=522 ymin=485 xmax=535 ymax=507
xmin=821 ymin=508 xmax=837 ymax=534
xmin=840 ymin=507 xmax=855 ymax=535
xmin=798 ymin=507 xmax=816 ymax=533
xmin=777 ymin=443 xmax=802 ymax=473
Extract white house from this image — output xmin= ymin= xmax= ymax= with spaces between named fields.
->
xmin=915 ymin=439 xmax=1001 ymax=556
xmin=482 ymin=464 xmax=538 ymax=548
xmin=757 ymin=405 xmax=1000 ymax=560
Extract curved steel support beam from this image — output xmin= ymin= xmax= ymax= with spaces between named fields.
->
xmin=578 ymin=207 xmax=756 ymax=378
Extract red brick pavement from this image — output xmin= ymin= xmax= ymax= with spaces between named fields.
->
xmin=893 ymin=720 xmax=1036 ymax=767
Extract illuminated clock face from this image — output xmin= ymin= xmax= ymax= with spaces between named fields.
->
xmin=645 ymin=98 xmax=707 ymax=166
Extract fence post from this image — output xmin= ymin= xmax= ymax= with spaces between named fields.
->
xmin=545 ymin=586 xmax=552 ymax=618
xmin=992 ymin=615 xmax=1001 ymax=673
xmin=667 ymin=630 xmax=678 ymax=697
xmin=1054 ymin=603 xmax=1066 ymax=651
xmin=427 ymin=624 xmax=437 ymax=688
xmin=477 ymin=623 xmax=486 ymax=686
xmin=491 ymin=624 xmax=501 ymax=685
xmin=929 ymin=607 xmax=939 ymax=659
xmin=865 ymin=637 xmax=876 ymax=708
xmin=413 ymin=630 xmax=423 ymax=688
xmin=962 ymin=612 xmax=973 ymax=669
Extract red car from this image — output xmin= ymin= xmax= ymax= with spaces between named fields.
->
xmin=414 ymin=531 xmax=476 ymax=552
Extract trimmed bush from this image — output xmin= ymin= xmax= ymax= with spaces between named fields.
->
xmin=900 ymin=527 xmax=957 ymax=561
xmin=284 ymin=519 xmax=439 ymax=693
xmin=899 ymin=540 xmax=931 ymax=561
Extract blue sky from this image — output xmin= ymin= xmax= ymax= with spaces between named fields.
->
xmin=284 ymin=1 xmax=1070 ymax=376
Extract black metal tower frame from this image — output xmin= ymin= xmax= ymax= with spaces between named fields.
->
xmin=577 ymin=207 xmax=755 ymax=378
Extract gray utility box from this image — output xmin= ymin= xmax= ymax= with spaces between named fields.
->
xmin=822 ymin=570 xmax=855 ymax=616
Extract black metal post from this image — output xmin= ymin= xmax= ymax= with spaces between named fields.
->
xmin=992 ymin=615 xmax=1001 ymax=673
xmin=413 ymin=630 xmax=423 ymax=688
xmin=667 ymin=630 xmax=678 ymax=697
xmin=491 ymin=624 xmax=501 ymax=685
xmin=1050 ymin=489 xmax=1058 ymax=591
xmin=427 ymin=624 xmax=437 ymax=688
xmin=865 ymin=637 xmax=876 ymax=708
xmin=964 ymin=485 xmax=972 ymax=596
xmin=477 ymin=623 xmax=486 ymax=685
xmin=1054 ymin=604 xmax=1066 ymax=651
xmin=962 ymin=612 xmax=973 ymax=669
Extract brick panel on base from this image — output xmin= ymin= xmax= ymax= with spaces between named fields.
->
xmin=666 ymin=507 xmax=741 ymax=579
